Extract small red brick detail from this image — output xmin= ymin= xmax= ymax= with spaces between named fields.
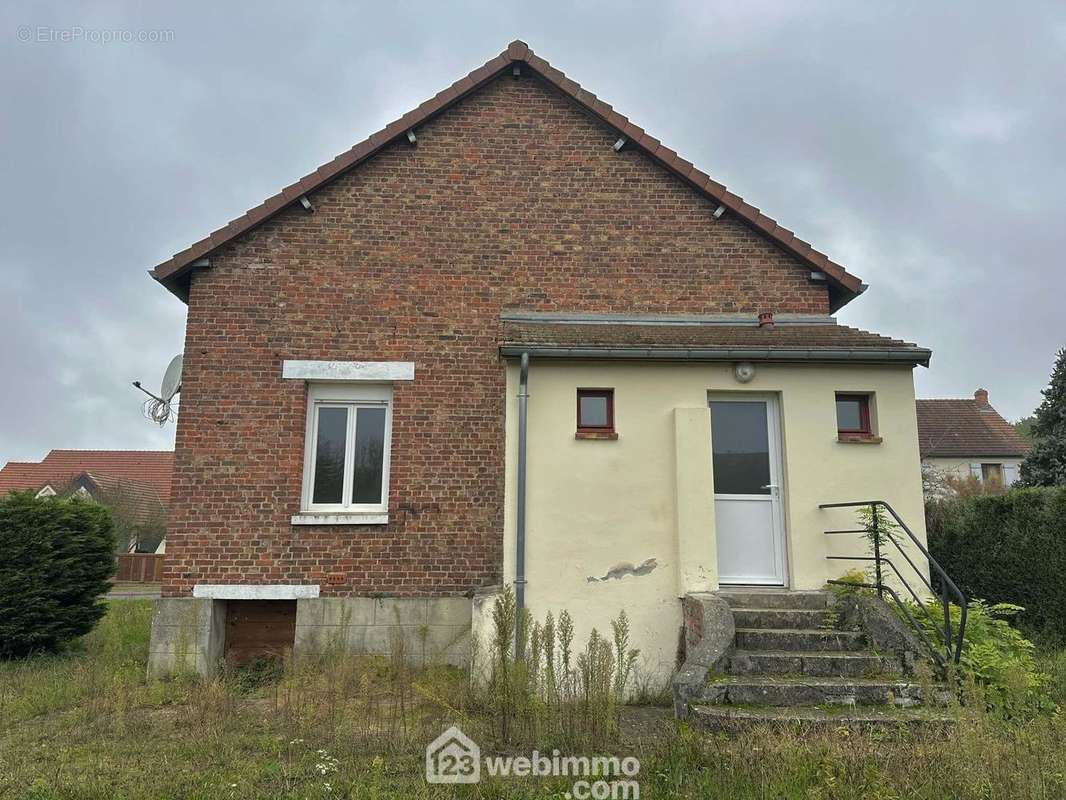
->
xmin=161 ymin=73 xmax=830 ymax=598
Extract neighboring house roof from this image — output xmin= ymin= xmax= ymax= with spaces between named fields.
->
xmin=150 ymin=40 xmax=865 ymax=311
xmin=499 ymin=315 xmax=931 ymax=366
xmin=916 ymin=391 xmax=1031 ymax=458
xmin=77 ymin=472 xmax=167 ymax=524
xmin=0 ymin=450 xmax=175 ymax=505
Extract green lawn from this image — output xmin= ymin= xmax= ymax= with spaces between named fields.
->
xmin=1 ymin=601 xmax=1065 ymax=799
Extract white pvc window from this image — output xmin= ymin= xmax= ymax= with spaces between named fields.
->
xmin=301 ymin=383 xmax=392 ymax=513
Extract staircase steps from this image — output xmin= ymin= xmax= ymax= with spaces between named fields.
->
xmin=728 ymin=649 xmax=899 ymax=678
xmin=734 ymin=628 xmax=867 ymax=651
xmin=691 ymin=705 xmax=956 ymax=733
xmin=687 ymin=589 xmax=952 ymax=733
xmin=732 ymin=608 xmax=834 ymax=629
xmin=720 ymin=589 xmax=829 ymax=610
xmin=699 ymin=675 xmax=934 ymax=707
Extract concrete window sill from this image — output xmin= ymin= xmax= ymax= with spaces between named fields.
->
xmin=291 ymin=512 xmax=389 ymax=526
xmin=575 ymin=430 xmax=619 ymax=441
xmin=837 ymin=434 xmax=883 ymax=445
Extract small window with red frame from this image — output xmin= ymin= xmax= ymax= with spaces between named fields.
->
xmin=835 ymin=393 xmax=872 ymax=436
xmin=577 ymin=389 xmax=616 ymax=438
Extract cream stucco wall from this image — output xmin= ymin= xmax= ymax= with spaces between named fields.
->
xmin=501 ymin=359 xmax=929 ymax=681
xmin=923 ymin=456 xmax=1023 ymax=484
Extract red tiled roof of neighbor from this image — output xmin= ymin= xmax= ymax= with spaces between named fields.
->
xmin=81 ymin=473 xmax=166 ymax=523
xmin=500 ymin=320 xmax=930 ymax=364
xmin=0 ymin=450 xmax=175 ymax=505
xmin=150 ymin=40 xmax=865 ymax=311
xmin=916 ymin=399 xmax=1031 ymax=458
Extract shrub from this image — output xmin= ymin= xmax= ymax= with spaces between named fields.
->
xmin=0 ymin=492 xmax=116 ymax=657
xmin=926 ymin=487 xmax=1066 ymax=641
xmin=902 ymin=597 xmax=1052 ymax=714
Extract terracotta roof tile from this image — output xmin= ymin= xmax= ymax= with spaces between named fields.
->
xmin=150 ymin=40 xmax=864 ymax=310
xmin=81 ymin=473 xmax=166 ymax=524
xmin=916 ymin=399 xmax=1031 ymax=458
xmin=0 ymin=450 xmax=174 ymax=505
xmin=499 ymin=319 xmax=930 ymax=364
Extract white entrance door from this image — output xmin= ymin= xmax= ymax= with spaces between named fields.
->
xmin=710 ymin=397 xmax=787 ymax=586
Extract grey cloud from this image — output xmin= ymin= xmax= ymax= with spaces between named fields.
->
xmin=1 ymin=0 xmax=1062 ymax=463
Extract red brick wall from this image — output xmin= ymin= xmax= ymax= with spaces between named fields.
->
xmin=162 ymin=72 xmax=829 ymax=598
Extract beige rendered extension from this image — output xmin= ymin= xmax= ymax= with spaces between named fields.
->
xmin=501 ymin=359 xmax=929 ymax=680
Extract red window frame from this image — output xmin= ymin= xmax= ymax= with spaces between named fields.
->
xmin=577 ymin=388 xmax=615 ymax=433
xmin=835 ymin=394 xmax=872 ymax=434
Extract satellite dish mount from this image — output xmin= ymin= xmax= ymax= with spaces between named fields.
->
xmin=133 ymin=354 xmax=182 ymax=426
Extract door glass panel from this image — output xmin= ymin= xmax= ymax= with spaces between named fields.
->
xmin=312 ymin=407 xmax=348 ymax=504
xmin=710 ymin=401 xmax=771 ymax=495
xmin=352 ymin=406 xmax=387 ymax=504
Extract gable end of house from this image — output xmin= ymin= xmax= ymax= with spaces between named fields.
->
xmin=150 ymin=40 xmax=864 ymax=311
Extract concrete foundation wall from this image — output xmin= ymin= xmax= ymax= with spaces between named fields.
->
xmin=148 ymin=597 xmax=227 ymax=678
xmin=294 ymin=597 xmax=471 ymax=667
xmin=148 ymin=595 xmax=473 ymax=677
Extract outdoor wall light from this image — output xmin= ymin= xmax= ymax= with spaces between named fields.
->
xmin=734 ymin=362 xmax=756 ymax=383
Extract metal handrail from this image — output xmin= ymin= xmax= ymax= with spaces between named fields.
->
xmin=819 ymin=500 xmax=968 ymax=665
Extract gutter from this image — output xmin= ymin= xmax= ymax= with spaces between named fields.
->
xmin=499 ymin=345 xmax=932 ymax=368
xmin=515 ymin=352 xmax=530 ymax=658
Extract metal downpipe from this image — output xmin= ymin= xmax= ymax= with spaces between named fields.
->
xmin=515 ymin=352 xmax=529 ymax=658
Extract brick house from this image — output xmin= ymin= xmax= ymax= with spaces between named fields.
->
xmin=147 ymin=42 xmax=932 ymax=678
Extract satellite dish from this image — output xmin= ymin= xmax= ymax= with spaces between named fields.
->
xmin=160 ymin=354 xmax=183 ymax=401
xmin=132 ymin=353 xmax=183 ymax=426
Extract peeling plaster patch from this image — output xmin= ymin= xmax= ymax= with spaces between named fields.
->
xmin=587 ymin=558 xmax=658 ymax=583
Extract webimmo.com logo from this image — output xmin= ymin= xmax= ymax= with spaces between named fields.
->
xmin=425 ymin=725 xmax=480 ymax=784
xmin=425 ymin=725 xmax=641 ymax=796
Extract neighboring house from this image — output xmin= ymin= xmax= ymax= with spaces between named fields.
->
xmin=916 ymin=389 xmax=1031 ymax=489
xmin=0 ymin=450 xmax=174 ymax=552
xmin=145 ymin=41 xmax=933 ymax=678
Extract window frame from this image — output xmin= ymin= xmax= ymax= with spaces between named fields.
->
xmin=981 ymin=463 xmax=1004 ymax=485
xmin=835 ymin=393 xmax=872 ymax=435
xmin=576 ymin=388 xmax=615 ymax=433
xmin=300 ymin=383 xmax=392 ymax=515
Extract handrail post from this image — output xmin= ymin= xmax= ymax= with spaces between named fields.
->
xmin=941 ymin=580 xmax=952 ymax=662
xmin=871 ymin=502 xmax=883 ymax=600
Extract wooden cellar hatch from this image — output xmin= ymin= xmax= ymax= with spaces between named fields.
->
xmin=223 ymin=600 xmax=297 ymax=666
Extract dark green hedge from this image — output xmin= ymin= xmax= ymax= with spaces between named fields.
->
xmin=0 ymin=492 xmax=116 ymax=657
xmin=927 ymin=487 xmax=1066 ymax=641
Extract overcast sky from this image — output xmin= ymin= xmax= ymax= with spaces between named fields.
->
xmin=2 ymin=1 xmax=1063 ymax=465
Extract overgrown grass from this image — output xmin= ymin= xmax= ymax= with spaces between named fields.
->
xmin=2 ymin=600 xmax=1066 ymax=798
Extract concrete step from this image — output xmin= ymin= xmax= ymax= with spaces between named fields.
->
xmin=720 ymin=590 xmax=831 ymax=611
xmin=734 ymin=628 xmax=866 ymax=652
xmin=727 ymin=649 xmax=901 ymax=678
xmin=731 ymin=608 xmax=841 ymax=630
xmin=698 ymin=676 xmax=939 ymax=707
xmin=719 ymin=590 xmax=830 ymax=611
xmin=690 ymin=704 xmax=956 ymax=733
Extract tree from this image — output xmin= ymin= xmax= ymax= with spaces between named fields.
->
xmin=1013 ymin=416 xmax=1037 ymax=441
xmin=0 ymin=492 xmax=116 ymax=657
xmin=1020 ymin=347 xmax=1066 ymax=487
